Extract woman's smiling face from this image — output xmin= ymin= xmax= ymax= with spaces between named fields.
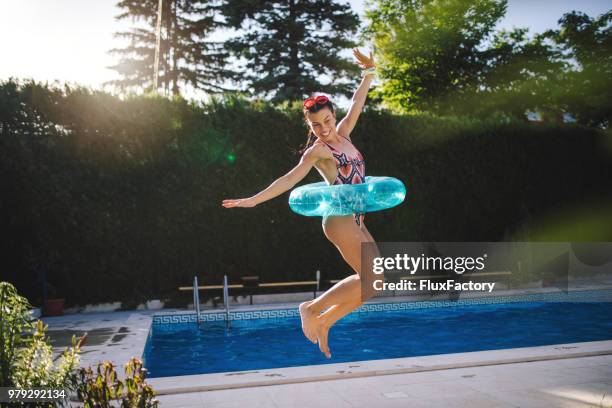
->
xmin=306 ymin=107 xmax=337 ymax=141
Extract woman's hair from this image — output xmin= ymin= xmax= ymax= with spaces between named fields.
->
xmin=300 ymin=99 xmax=335 ymax=154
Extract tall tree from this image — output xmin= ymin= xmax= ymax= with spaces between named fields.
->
xmin=362 ymin=0 xmax=507 ymax=115
xmin=221 ymin=0 xmax=362 ymax=103
xmin=107 ymin=0 xmax=239 ymax=96
xmin=470 ymin=27 xmax=567 ymax=122
xmin=543 ymin=11 xmax=612 ymax=128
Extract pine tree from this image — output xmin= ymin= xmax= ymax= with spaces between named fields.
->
xmin=107 ymin=0 xmax=239 ymax=96
xmin=221 ymin=0 xmax=362 ymax=103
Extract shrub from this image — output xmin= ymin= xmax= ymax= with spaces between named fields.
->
xmin=0 ymin=281 xmax=84 ymax=406
xmin=76 ymin=358 xmax=158 ymax=408
xmin=2 ymin=79 xmax=611 ymax=306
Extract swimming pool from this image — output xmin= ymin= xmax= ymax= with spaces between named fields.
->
xmin=143 ymin=289 xmax=612 ymax=378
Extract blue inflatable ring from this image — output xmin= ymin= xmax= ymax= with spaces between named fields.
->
xmin=289 ymin=176 xmax=406 ymax=217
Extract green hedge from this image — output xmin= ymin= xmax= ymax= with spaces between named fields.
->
xmin=1 ymin=80 xmax=611 ymax=306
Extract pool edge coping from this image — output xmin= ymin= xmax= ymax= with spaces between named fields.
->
xmin=147 ymin=339 xmax=612 ymax=394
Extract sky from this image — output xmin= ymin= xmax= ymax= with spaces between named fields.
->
xmin=1 ymin=0 xmax=610 ymax=108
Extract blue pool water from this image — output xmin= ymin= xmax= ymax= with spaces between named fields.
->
xmin=143 ymin=299 xmax=612 ymax=378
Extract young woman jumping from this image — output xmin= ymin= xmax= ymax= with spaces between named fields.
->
xmin=222 ymin=48 xmax=380 ymax=359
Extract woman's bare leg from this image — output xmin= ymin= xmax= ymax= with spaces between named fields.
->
xmin=299 ymin=216 xmax=363 ymax=343
xmin=315 ymin=224 xmax=379 ymax=326
xmin=299 ymin=274 xmax=361 ymax=342
xmin=299 ymin=216 xmax=380 ymax=357
xmin=299 ymin=274 xmax=361 ymax=344
xmin=314 ymin=223 xmax=381 ymax=357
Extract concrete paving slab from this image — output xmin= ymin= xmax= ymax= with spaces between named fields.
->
xmin=185 ymin=358 xmax=611 ymax=408
xmin=485 ymin=387 xmax=603 ymax=408
xmin=154 ymin=392 xmax=204 ymax=407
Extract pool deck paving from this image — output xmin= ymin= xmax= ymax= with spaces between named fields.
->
xmin=153 ymin=353 xmax=612 ymax=407
xmin=42 ymin=285 xmax=612 ymax=407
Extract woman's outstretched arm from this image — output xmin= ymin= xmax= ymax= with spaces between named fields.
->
xmin=337 ymin=48 xmax=376 ymax=138
xmin=222 ymin=144 xmax=326 ymax=208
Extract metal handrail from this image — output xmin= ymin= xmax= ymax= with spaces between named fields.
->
xmin=223 ymin=275 xmax=230 ymax=326
xmin=193 ymin=276 xmax=201 ymax=325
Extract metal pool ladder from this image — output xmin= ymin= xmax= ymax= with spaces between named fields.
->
xmin=223 ymin=275 xmax=231 ymax=327
xmin=193 ymin=276 xmax=201 ymax=325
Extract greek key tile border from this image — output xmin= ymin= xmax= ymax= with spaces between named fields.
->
xmin=152 ymin=289 xmax=612 ymax=326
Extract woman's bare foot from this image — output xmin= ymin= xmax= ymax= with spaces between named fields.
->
xmin=299 ymin=301 xmax=318 ymax=344
xmin=315 ymin=321 xmax=331 ymax=359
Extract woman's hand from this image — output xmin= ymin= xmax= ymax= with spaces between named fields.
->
xmin=352 ymin=48 xmax=376 ymax=69
xmin=222 ymin=197 xmax=257 ymax=208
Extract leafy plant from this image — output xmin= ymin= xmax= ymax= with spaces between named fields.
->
xmin=77 ymin=358 xmax=159 ymax=408
xmin=1 ymin=281 xmax=158 ymax=407
xmin=0 ymin=281 xmax=85 ymax=406
xmin=0 ymin=281 xmax=31 ymax=387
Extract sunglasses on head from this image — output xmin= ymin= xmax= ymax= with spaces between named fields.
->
xmin=303 ymin=95 xmax=330 ymax=109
